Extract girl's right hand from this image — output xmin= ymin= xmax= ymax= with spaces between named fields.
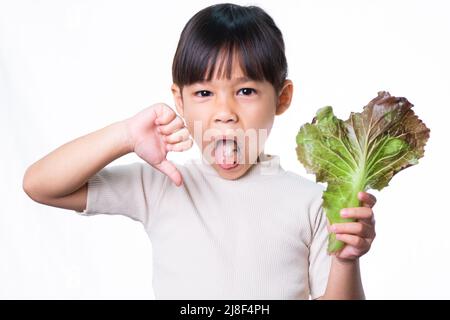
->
xmin=125 ymin=103 xmax=193 ymax=187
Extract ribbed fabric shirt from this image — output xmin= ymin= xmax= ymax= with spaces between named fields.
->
xmin=76 ymin=153 xmax=331 ymax=299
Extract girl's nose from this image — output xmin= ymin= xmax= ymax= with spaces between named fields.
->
xmin=214 ymin=111 xmax=237 ymax=124
xmin=214 ymin=95 xmax=238 ymax=124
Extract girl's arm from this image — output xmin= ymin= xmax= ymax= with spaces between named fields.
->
xmin=318 ymin=257 xmax=365 ymax=299
xmin=22 ymin=121 xmax=132 ymax=212
xmin=23 ymin=103 xmax=193 ymax=212
xmin=317 ymin=192 xmax=377 ymax=299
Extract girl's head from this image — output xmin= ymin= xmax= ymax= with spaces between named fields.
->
xmin=171 ymin=3 xmax=293 ymax=180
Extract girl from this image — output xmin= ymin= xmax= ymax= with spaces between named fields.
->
xmin=23 ymin=3 xmax=376 ymax=299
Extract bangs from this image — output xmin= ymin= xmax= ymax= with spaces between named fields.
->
xmin=178 ymin=40 xmax=267 ymax=85
xmin=172 ymin=4 xmax=287 ymax=92
xmin=203 ymin=44 xmax=250 ymax=82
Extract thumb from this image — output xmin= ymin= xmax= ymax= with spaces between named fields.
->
xmin=154 ymin=159 xmax=183 ymax=187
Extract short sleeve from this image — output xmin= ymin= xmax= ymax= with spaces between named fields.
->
xmin=75 ymin=162 xmax=168 ymax=226
xmin=308 ymin=195 xmax=332 ymax=300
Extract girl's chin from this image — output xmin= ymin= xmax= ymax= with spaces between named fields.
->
xmin=216 ymin=162 xmax=240 ymax=171
xmin=213 ymin=162 xmax=248 ymax=178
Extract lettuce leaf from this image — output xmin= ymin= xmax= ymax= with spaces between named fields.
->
xmin=296 ymin=91 xmax=430 ymax=253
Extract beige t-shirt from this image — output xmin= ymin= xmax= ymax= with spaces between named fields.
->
xmin=76 ymin=153 xmax=331 ymax=299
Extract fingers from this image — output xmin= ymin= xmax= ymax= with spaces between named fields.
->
xmin=334 ymin=246 xmax=363 ymax=261
xmin=340 ymin=206 xmax=373 ymax=221
xmin=330 ymin=222 xmax=375 ymax=239
xmin=157 ymin=116 xmax=193 ymax=152
xmin=152 ymin=105 xmax=192 ymax=152
xmin=154 ymin=159 xmax=183 ymax=187
xmin=358 ymin=191 xmax=377 ymax=208
xmin=157 ymin=116 xmax=185 ymax=134
xmin=166 ymin=138 xmax=194 ymax=152
xmin=334 ymin=233 xmax=370 ymax=250
xmin=154 ymin=103 xmax=177 ymax=126
xmin=331 ymin=193 xmax=377 ymax=261
xmin=163 ymin=127 xmax=190 ymax=144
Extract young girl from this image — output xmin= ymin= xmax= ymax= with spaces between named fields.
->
xmin=23 ymin=3 xmax=376 ymax=299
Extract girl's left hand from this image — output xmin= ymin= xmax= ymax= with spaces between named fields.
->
xmin=328 ymin=191 xmax=377 ymax=261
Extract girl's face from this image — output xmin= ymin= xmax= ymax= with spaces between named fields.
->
xmin=171 ymin=53 xmax=293 ymax=180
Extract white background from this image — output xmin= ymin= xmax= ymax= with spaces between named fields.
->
xmin=1 ymin=0 xmax=449 ymax=299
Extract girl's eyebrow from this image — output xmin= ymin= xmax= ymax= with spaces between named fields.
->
xmin=193 ymin=76 xmax=256 ymax=86
xmin=235 ymin=76 xmax=252 ymax=83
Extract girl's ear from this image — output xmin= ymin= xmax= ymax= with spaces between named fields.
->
xmin=171 ymin=84 xmax=184 ymax=117
xmin=275 ymin=80 xmax=294 ymax=116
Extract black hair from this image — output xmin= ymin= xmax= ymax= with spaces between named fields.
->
xmin=172 ymin=3 xmax=288 ymax=95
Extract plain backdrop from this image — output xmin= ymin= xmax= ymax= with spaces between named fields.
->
xmin=1 ymin=0 xmax=449 ymax=299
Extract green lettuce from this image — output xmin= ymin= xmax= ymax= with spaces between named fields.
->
xmin=296 ymin=91 xmax=430 ymax=253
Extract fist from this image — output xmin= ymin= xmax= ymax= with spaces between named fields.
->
xmin=328 ymin=191 xmax=377 ymax=261
xmin=125 ymin=103 xmax=193 ymax=186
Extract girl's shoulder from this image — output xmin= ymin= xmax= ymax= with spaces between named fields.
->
xmin=282 ymin=170 xmax=325 ymax=194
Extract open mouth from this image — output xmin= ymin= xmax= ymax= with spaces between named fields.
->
xmin=214 ymin=137 xmax=242 ymax=170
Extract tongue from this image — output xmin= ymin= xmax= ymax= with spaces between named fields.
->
xmin=214 ymin=139 xmax=239 ymax=169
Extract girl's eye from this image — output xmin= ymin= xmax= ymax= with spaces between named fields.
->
xmin=194 ymin=88 xmax=256 ymax=97
xmin=238 ymin=88 xmax=256 ymax=96
xmin=195 ymin=90 xmax=212 ymax=97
